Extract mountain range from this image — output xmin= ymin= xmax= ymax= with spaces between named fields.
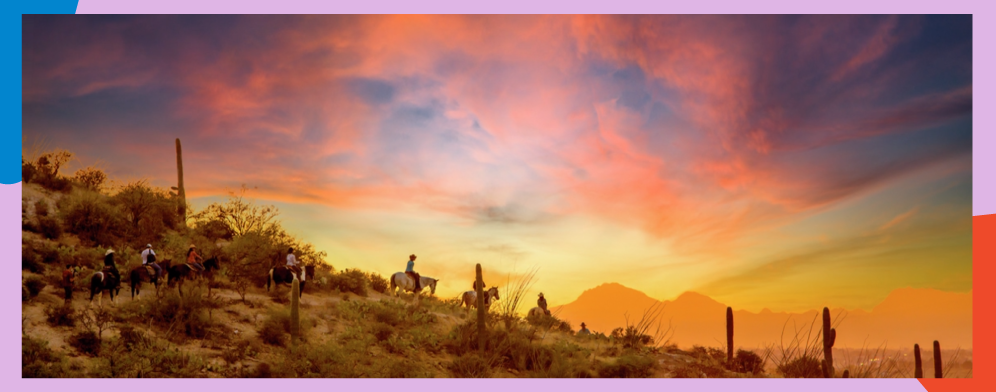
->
xmin=550 ymin=283 xmax=972 ymax=350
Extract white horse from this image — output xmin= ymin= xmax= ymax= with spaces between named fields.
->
xmin=461 ymin=287 xmax=500 ymax=310
xmin=527 ymin=306 xmax=551 ymax=318
xmin=389 ymin=272 xmax=439 ymax=297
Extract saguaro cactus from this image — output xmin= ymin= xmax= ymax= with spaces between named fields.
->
xmin=290 ymin=277 xmax=301 ymax=341
xmin=822 ymin=307 xmax=835 ymax=378
xmin=726 ymin=306 xmax=734 ymax=365
xmin=914 ymin=344 xmax=923 ymax=378
xmin=933 ymin=340 xmax=942 ymax=378
xmin=175 ymin=138 xmax=187 ymax=227
xmin=476 ymin=263 xmax=485 ymax=352
xmin=842 ymin=369 xmax=849 ymax=378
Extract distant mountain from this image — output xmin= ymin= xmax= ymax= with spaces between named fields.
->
xmin=551 ymin=284 xmax=971 ymax=350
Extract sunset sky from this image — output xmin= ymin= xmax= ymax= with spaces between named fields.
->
xmin=22 ymin=15 xmax=972 ymax=312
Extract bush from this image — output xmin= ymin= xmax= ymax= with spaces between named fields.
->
xmin=22 ymin=336 xmax=80 ymax=378
xmin=117 ymin=325 xmax=149 ymax=350
xmin=45 ymin=304 xmax=76 ymax=327
xmin=22 ymin=160 xmax=36 ymax=184
xmin=22 ymin=247 xmax=44 ymax=273
xmin=732 ymin=349 xmax=765 ymax=375
xmin=37 ymin=216 xmax=63 ymax=240
xmin=369 ymin=273 xmax=389 ymax=293
xmin=331 ymin=269 xmax=369 ymax=296
xmin=24 ymin=276 xmax=48 ymax=299
xmin=778 ymin=356 xmax=823 ymax=378
xmin=372 ymin=322 xmax=395 ymax=342
xmin=448 ymin=354 xmax=492 ymax=377
xmin=34 ymin=199 xmax=50 ymax=217
xmin=68 ymin=330 xmax=102 ymax=356
xmin=597 ymin=354 xmax=657 ymax=378
xmin=59 ymin=189 xmax=125 ymax=246
xmin=259 ymin=310 xmax=290 ymax=346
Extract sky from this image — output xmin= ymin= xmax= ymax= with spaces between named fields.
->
xmin=22 ymin=15 xmax=972 ymax=312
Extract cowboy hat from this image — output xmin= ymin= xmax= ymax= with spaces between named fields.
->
xmin=409 ymin=254 xmax=417 ymax=258
xmin=189 ymin=244 xmax=196 ymax=248
xmin=105 ymin=249 xmax=115 ymax=255
xmin=538 ymin=292 xmax=544 ymax=297
xmin=146 ymin=244 xmax=152 ymax=248
xmin=581 ymin=322 xmax=586 ymax=327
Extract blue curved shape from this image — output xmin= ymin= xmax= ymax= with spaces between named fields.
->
xmin=1 ymin=1 xmax=79 ymax=184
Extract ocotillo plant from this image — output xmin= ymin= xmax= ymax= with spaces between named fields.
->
xmin=822 ymin=307 xmax=835 ymax=377
xmin=726 ymin=306 xmax=734 ymax=366
xmin=933 ymin=340 xmax=942 ymax=378
xmin=290 ymin=277 xmax=300 ymax=341
xmin=914 ymin=344 xmax=923 ymax=378
xmin=175 ymin=138 xmax=186 ymax=227
xmin=476 ymin=263 xmax=485 ymax=352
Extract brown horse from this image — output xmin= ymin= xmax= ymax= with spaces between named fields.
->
xmin=129 ymin=259 xmax=171 ymax=298
xmin=267 ymin=265 xmax=315 ymax=298
xmin=166 ymin=257 xmax=219 ymax=296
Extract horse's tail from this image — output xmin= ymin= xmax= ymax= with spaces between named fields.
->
xmin=390 ymin=274 xmax=397 ymax=292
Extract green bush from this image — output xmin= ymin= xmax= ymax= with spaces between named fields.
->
xmin=331 ymin=269 xmax=369 ymax=296
xmin=597 ymin=354 xmax=657 ymax=378
xmin=369 ymin=273 xmax=389 ymax=293
xmin=24 ymin=276 xmax=48 ymax=299
xmin=45 ymin=304 xmax=76 ymax=327
xmin=22 ymin=247 xmax=44 ymax=273
xmin=69 ymin=330 xmax=102 ymax=356
xmin=22 ymin=336 xmax=81 ymax=378
xmin=34 ymin=199 xmax=49 ymax=217
xmin=37 ymin=216 xmax=63 ymax=240
xmin=259 ymin=310 xmax=291 ymax=346
xmin=59 ymin=189 xmax=124 ymax=246
xmin=778 ymin=356 xmax=822 ymax=378
xmin=448 ymin=354 xmax=492 ymax=377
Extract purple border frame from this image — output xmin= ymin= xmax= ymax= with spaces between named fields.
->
xmin=14 ymin=1 xmax=992 ymax=391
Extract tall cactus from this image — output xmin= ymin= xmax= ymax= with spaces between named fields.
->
xmin=726 ymin=306 xmax=734 ymax=366
xmin=933 ymin=340 xmax=942 ymax=378
xmin=290 ymin=277 xmax=300 ymax=342
xmin=175 ymin=138 xmax=187 ymax=227
xmin=914 ymin=344 xmax=923 ymax=378
xmin=476 ymin=263 xmax=485 ymax=352
xmin=822 ymin=307 xmax=835 ymax=377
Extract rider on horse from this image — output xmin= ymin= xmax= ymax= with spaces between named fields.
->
xmin=187 ymin=244 xmax=205 ymax=271
xmin=538 ymin=292 xmax=551 ymax=316
xmin=405 ymin=254 xmax=421 ymax=292
xmin=103 ymin=249 xmax=120 ymax=281
xmin=286 ymin=247 xmax=304 ymax=281
xmin=141 ymin=244 xmax=162 ymax=279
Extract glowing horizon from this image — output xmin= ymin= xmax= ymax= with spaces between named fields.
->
xmin=23 ymin=15 xmax=972 ymax=312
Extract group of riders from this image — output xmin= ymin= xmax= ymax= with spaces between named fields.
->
xmin=61 ymin=248 xmax=595 ymax=335
xmin=60 ymin=242 xmax=211 ymax=303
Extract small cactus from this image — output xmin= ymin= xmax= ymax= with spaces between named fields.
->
xmin=933 ymin=340 xmax=942 ymax=378
xmin=726 ymin=306 xmax=734 ymax=365
xmin=290 ymin=278 xmax=300 ymax=341
xmin=842 ymin=369 xmax=849 ymax=378
xmin=914 ymin=344 xmax=923 ymax=378
xmin=822 ymin=307 xmax=835 ymax=377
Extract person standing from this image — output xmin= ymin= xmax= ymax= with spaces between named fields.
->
xmin=61 ymin=263 xmax=75 ymax=304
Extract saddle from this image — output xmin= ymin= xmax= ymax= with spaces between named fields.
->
xmin=144 ymin=265 xmax=156 ymax=277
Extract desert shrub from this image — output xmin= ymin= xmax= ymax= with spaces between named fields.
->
xmin=34 ymin=199 xmax=49 ymax=217
xmin=372 ymin=322 xmax=395 ymax=342
xmin=369 ymin=273 xmax=389 ymax=293
xmin=733 ymin=349 xmax=765 ymax=375
xmin=778 ymin=356 xmax=823 ymax=378
xmin=448 ymin=354 xmax=492 ymax=377
xmin=59 ymin=189 xmax=125 ymax=246
xmin=252 ymin=363 xmax=272 ymax=378
xmin=37 ymin=174 xmax=73 ymax=193
xmin=22 ymin=160 xmax=36 ymax=184
xmin=24 ymin=276 xmax=48 ymax=299
xmin=610 ymin=326 xmax=654 ymax=349
xmin=381 ymin=357 xmax=433 ymax=378
xmin=72 ymin=167 xmax=107 ymax=192
xmin=123 ymin=291 xmax=219 ymax=340
xmin=37 ymin=216 xmax=63 ymax=239
xmin=258 ymin=309 xmax=292 ymax=346
xmin=222 ymin=339 xmax=262 ymax=365
xmin=331 ymin=269 xmax=369 ymax=296
xmin=22 ymin=247 xmax=44 ymax=273
xmin=117 ymin=325 xmax=149 ymax=350
xmin=22 ymin=336 xmax=80 ymax=378
xmin=597 ymin=354 xmax=657 ymax=378
xmin=45 ymin=304 xmax=76 ymax=327
xmin=69 ymin=330 xmax=102 ymax=356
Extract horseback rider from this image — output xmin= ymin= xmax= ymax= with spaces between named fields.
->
xmin=405 ymin=254 xmax=421 ymax=292
xmin=578 ymin=322 xmax=592 ymax=336
xmin=538 ymin=292 xmax=551 ymax=316
xmin=141 ymin=244 xmax=162 ymax=279
xmin=187 ymin=244 xmax=205 ymax=272
xmin=286 ymin=247 xmax=303 ymax=280
xmin=103 ymin=249 xmax=120 ymax=281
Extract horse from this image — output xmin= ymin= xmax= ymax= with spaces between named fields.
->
xmin=166 ymin=257 xmax=220 ymax=296
xmin=461 ymin=286 xmax=500 ymax=310
xmin=89 ymin=267 xmax=122 ymax=306
xmin=389 ymin=272 xmax=439 ymax=297
xmin=267 ymin=265 xmax=316 ymax=298
xmin=129 ymin=259 xmax=171 ymax=298
xmin=527 ymin=306 xmax=552 ymax=318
